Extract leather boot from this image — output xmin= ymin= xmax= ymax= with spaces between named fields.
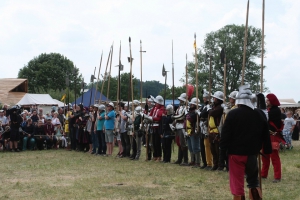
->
xmin=182 ymin=147 xmax=188 ymax=163
xmin=249 ymin=187 xmax=262 ymax=200
xmin=233 ymin=195 xmax=245 ymax=200
xmin=173 ymin=148 xmax=183 ymax=164
xmin=134 ymin=150 xmax=141 ymax=160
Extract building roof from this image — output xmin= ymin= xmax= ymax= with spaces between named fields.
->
xmin=0 ymin=78 xmax=28 ymax=106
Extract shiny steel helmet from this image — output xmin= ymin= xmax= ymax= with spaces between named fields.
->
xmin=154 ymin=95 xmax=164 ymax=105
xmin=228 ymin=91 xmax=238 ymax=100
xmin=98 ymin=104 xmax=105 ymax=111
xmin=189 ymin=97 xmax=200 ymax=106
xmin=166 ymin=104 xmax=174 ymax=115
xmin=178 ymin=93 xmax=187 ymax=102
xmin=124 ymin=102 xmax=132 ymax=108
xmin=211 ymin=91 xmax=224 ymax=101
xmin=133 ymin=100 xmax=141 ymax=106
xmin=134 ymin=106 xmax=142 ymax=115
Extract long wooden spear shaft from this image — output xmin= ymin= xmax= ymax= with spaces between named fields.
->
xmin=89 ymin=67 xmax=96 ymax=107
xmin=129 ymin=37 xmax=134 ymax=131
xmin=241 ymin=0 xmax=250 ymax=85
xmin=258 ymin=0 xmax=265 ymax=197
xmin=106 ymin=43 xmax=114 ymax=103
xmin=100 ymin=47 xmax=112 ymax=104
xmin=223 ymin=49 xmax=227 ymax=102
xmin=94 ymin=51 xmax=103 ymax=104
xmin=194 ymin=33 xmax=199 ymax=130
xmin=209 ymin=55 xmax=212 ymax=97
xmin=117 ymin=41 xmax=121 ymax=105
xmin=260 ymin=0 xmax=265 ymax=93
xmin=185 ymin=54 xmax=188 ymax=134
xmin=172 ymin=40 xmax=175 ymax=106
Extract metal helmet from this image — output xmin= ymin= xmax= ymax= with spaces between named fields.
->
xmin=98 ymin=104 xmax=105 ymax=111
xmin=154 ymin=95 xmax=164 ymax=105
xmin=178 ymin=93 xmax=187 ymax=102
xmin=124 ymin=102 xmax=132 ymax=108
xmin=166 ymin=104 xmax=174 ymax=115
xmin=189 ymin=97 xmax=200 ymax=106
xmin=211 ymin=91 xmax=224 ymax=101
xmin=93 ymin=104 xmax=99 ymax=108
xmin=228 ymin=91 xmax=238 ymax=99
xmin=147 ymin=96 xmax=155 ymax=106
xmin=202 ymin=89 xmax=209 ymax=98
xmin=134 ymin=106 xmax=142 ymax=116
xmin=133 ymin=100 xmax=141 ymax=106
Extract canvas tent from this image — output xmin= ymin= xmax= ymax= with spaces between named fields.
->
xmin=72 ymin=88 xmax=109 ymax=107
xmin=17 ymin=94 xmax=58 ymax=106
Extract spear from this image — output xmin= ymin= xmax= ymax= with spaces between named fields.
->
xmin=106 ymin=43 xmax=114 ymax=103
xmin=194 ymin=33 xmax=199 ymax=131
xmin=172 ymin=40 xmax=175 ymax=106
xmin=128 ymin=37 xmax=134 ymax=132
xmin=117 ymin=41 xmax=124 ymax=106
xmin=81 ymin=78 xmax=85 ymax=105
xmin=185 ymin=54 xmax=188 ymax=134
xmin=162 ymin=64 xmax=168 ymax=106
xmin=94 ymin=51 xmax=103 ymax=104
xmin=241 ymin=0 xmax=250 ymax=85
xmin=89 ymin=67 xmax=96 ymax=107
xmin=100 ymin=46 xmax=112 ymax=104
xmin=260 ymin=0 xmax=265 ymax=93
xmin=221 ymin=47 xmax=226 ymax=102
xmin=140 ymin=40 xmax=146 ymax=103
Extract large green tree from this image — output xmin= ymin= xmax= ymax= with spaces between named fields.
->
xmin=18 ymin=53 xmax=83 ymax=100
xmin=186 ymin=24 xmax=266 ymax=100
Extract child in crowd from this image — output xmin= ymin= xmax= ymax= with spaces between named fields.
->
xmin=283 ymin=111 xmax=296 ymax=149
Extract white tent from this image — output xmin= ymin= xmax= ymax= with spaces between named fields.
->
xmin=53 ymin=99 xmax=65 ymax=107
xmin=17 ymin=94 xmax=58 ymax=106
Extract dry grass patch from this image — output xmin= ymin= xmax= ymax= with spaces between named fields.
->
xmin=0 ymin=141 xmax=299 ymax=199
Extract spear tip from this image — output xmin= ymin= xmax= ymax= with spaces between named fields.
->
xmin=129 ymin=37 xmax=131 ymax=42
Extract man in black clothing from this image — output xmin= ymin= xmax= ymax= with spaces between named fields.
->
xmin=220 ymin=84 xmax=272 ymax=200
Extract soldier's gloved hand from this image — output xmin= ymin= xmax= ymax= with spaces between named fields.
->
xmin=169 ymin=124 xmax=175 ymax=131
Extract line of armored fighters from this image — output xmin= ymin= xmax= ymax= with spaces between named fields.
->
xmin=121 ymin=87 xmax=260 ymax=169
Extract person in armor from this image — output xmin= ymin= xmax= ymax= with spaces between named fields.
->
xmin=199 ymin=89 xmax=212 ymax=169
xmin=131 ymin=106 xmax=142 ymax=160
xmin=22 ymin=118 xmax=35 ymax=151
xmin=172 ymin=93 xmax=189 ymax=166
xmin=69 ymin=104 xmax=78 ymax=151
xmin=208 ymin=91 xmax=224 ymax=170
xmin=119 ymin=102 xmax=130 ymax=158
xmin=261 ymin=93 xmax=284 ymax=183
xmin=186 ymin=98 xmax=201 ymax=167
xmin=161 ymin=105 xmax=174 ymax=163
xmin=143 ymin=95 xmax=155 ymax=160
xmin=218 ymin=90 xmax=238 ymax=171
xmin=144 ymin=95 xmax=165 ymax=162
xmin=77 ymin=106 xmax=89 ymax=152
xmin=220 ymin=84 xmax=272 ymax=200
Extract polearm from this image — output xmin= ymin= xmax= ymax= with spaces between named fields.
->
xmin=194 ymin=33 xmax=199 ymax=131
xmin=128 ymin=37 xmax=134 ymax=134
xmin=81 ymin=78 xmax=85 ymax=105
xmin=241 ymin=0 xmax=250 ymax=85
xmin=260 ymin=0 xmax=265 ymax=93
xmin=221 ymin=47 xmax=226 ymax=102
xmin=73 ymin=67 xmax=77 ymax=107
xmin=94 ymin=51 xmax=103 ymax=104
xmin=259 ymin=0 xmax=265 ymax=197
xmin=100 ymin=46 xmax=112 ymax=104
xmin=106 ymin=43 xmax=114 ymax=104
xmin=172 ymin=40 xmax=175 ymax=106
xmin=89 ymin=67 xmax=96 ymax=107
xmin=208 ymin=54 xmax=212 ymax=97
xmin=162 ymin=64 xmax=168 ymax=106
xmin=185 ymin=54 xmax=188 ymax=134
xmin=140 ymin=40 xmax=146 ymax=103
xmin=117 ymin=41 xmax=123 ymax=106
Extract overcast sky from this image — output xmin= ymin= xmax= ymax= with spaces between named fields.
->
xmin=1 ymin=0 xmax=299 ymax=102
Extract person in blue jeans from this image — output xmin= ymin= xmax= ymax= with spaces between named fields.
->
xmin=104 ymin=102 xmax=116 ymax=156
xmin=96 ymin=104 xmax=106 ymax=155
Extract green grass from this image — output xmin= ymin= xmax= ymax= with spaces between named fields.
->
xmin=0 ymin=141 xmax=299 ymax=200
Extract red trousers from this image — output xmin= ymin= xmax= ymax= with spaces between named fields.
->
xmin=261 ymin=149 xmax=281 ymax=179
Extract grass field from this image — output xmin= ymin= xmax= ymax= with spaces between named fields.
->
xmin=0 ymin=141 xmax=299 ymax=200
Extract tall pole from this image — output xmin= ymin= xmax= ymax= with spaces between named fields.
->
xmin=95 ymin=51 xmax=103 ymax=104
xmin=73 ymin=67 xmax=77 ymax=107
xmin=260 ymin=0 xmax=265 ymax=93
xmin=241 ymin=0 xmax=250 ymax=85
xmin=221 ymin=47 xmax=227 ymax=102
xmin=172 ymin=40 xmax=175 ymax=106
xmin=89 ymin=67 xmax=96 ymax=107
xmin=209 ymin=55 xmax=212 ymax=97
xmin=162 ymin=64 xmax=167 ymax=106
xmin=81 ymin=78 xmax=85 ymax=105
xmin=100 ymin=46 xmax=112 ymax=104
xmin=118 ymin=41 xmax=122 ymax=105
xmin=185 ymin=54 xmax=188 ymax=134
xmin=140 ymin=40 xmax=146 ymax=103
xmin=194 ymin=33 xmax=199 ymax=130
xmin=106 ymin=43 xmax=114 ymax=103
xmin=129 ymin=37 xmax=134 ymax=116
